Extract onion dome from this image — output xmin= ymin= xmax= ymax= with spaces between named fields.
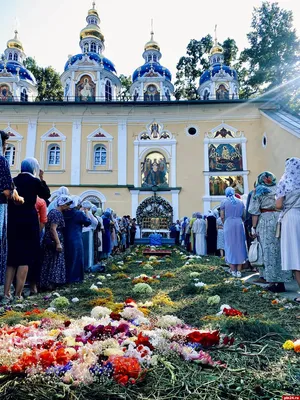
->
xmin=200 ymin=65 xmax=237 ymax=85
xmin=80 ymin=25 xmax=104 ymax=42
xmin=144 ymin=30 xmax=160 ymax=52
xmin=132 ymin=63 xmax=171 ymax=83
xmin=64 ymin=53 xmax=116 ymax=74
xmin=88 ymin=3 xmax=99 ymax=17
xmin=210 ymin=43 xmax=223 ymax=55
xmin=7 ymin=30 xmax=24 ymax=51
xmin=0 ymin=60 xmax=36 ymax=84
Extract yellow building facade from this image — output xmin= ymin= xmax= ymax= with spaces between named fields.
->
xmin=1 ymin=101 xmax=299 ymax=220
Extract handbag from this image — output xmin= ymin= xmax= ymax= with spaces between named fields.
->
xmin=275 ymin=197 xmax=299 ymax=239
xmin=44 ymin=237 xmax=56 ymax=250
xmin=248 ymin=238 xmax=264 ymax=266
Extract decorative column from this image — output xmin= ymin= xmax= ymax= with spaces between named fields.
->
xmin=131 ymin=190 xmax=139 ymax=218
xmin=171 ymin=190 xmax=179 ymax=221
xmin=26 ymin=119 xmax=37 ymax=158
xmin=71 ymin=120 xmax=82 ymax=185
xmin=118 ymin=121 xmax=127 ymax=185
xmin=171 ymin=142 xmax=177 ymax=187
xmin=134 ymin=142 xmax=139 ymax=187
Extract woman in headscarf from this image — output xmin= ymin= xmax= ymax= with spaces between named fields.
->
xmin=192 ymin=213 xmax=207 ymax=255
xmin=40 ymin=195 xmax=73 ymax=290
xmin=0 ymin=131 xmax=19 ymax=297
xmin=276 ymin=158 xmax=300 ymax=302
xmin=5 ymin=158 xmax=50 ymax=301
xmin=47 ymin=186 xmax=70 ymax=214
xmin=94 ymin=208 xmax=104 ymax=258
xmin=216 ymin=209 xmax=225 ymax=258
xmin=63 ymin=196 xmax=91 ymax=283
xmin=206 ymin=210 xmax=218 ymax=255
xmin=249 ymin=172 xmax=292 ymax=292
xmin=102 ymin=211 xmax=112 ymax=258
xmin=220 ymin=187 xmax=247 ymax=278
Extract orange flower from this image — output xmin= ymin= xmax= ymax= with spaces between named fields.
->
xmin=271 ymin=299 xmax=279 ymax=305
xmin=293 ymin=340 xmax=300 ymax=353
xmin=242 ymin=288 xmax=248 ymax=293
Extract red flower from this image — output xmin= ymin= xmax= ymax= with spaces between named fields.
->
xmin=64 ymin=320 xmax=71 ymax=327
xmin=0 ymin=365 xmax=9 ymax=374
xmin=223 ymin=307 xmax=243 ymax=317
xmin=11 ymin=363 xmax=23 ymax=374
xmin=135 ymin=332 xmax=154 ymax=350
xmin=186 ymin=330 xmax=220 ymax=347
xmin=110 ymin=312 xmax=121 ymax=321
xmin=39 ymin=350 xmax=56 ymax=368
xmin=125 ymin=298 xmax=136 ymax=305
xmin=56 ymin=348 xmax=70 ymax=365
xmin=106 ymin=356 xmax=142 ymax=386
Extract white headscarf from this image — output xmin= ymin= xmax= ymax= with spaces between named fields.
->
xmin=82 ymin=200 xmax=93 ymax=210
xmin=276 ymin=157 xmax=300 ymax=199
xmin=48 ymin=186 xmax=71 ymax=213
xmin=56 ymin=195 xmax=73 ymax=207
xmin=70 ymin=195 xmax=81 ymax=209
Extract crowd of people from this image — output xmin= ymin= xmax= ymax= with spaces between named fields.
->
xmin=0 ymin=130 xmax=138 ymax=302
xmin=1 ymin=129 xmax=300 ymax=303
xmin=177 ymin=161 xmax=300 ymax=301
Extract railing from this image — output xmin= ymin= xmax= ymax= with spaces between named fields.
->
xmin=0 ymin=95 xmax=244 ymax=103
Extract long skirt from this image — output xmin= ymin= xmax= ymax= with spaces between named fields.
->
xmin=0 ymin=204 xmax=7 ymax=284
xmin=281 ymin=208 xmax=300 ymax=271
xmin=257 ymin=212 xmax=292 ymax=282
xmin=224 ymin=217 xmax=247 ymax=265
xmin=195 ymin=233 xmax=206 ymax=256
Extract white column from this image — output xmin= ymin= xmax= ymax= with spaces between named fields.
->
xmin=243 ymin=174 xmax=249 ymax=195
xmin=204 ymin=141 xmax=209 ymax=172
xmin=134 ymin=143 xmax=139 ymax=187
xmin=118 ymin=121 xmax=127 ymax=185
xmin=171 ymin=143 xmax=177 ymax=187
xmin=171 ymin=190 xmax=179 ymax=221
xmin=26 ymin=120 xmax=37 ymax=158
xmin=71 ymin=120 xmax=82 ymax=185
xmin=241 ymin=139 xmax=248 ymax=171
xmin=203 ymin=198 xmax=211 ymax=214
xmin=131 ymin=190 xmax=139 ymax=218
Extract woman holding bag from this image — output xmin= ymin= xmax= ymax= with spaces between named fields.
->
xmin=276 ymin=158 xmax=300 ymax=302
xmin=249 ymin=172 xmax=292 ymax=292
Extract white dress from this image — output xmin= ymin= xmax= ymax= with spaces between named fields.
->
xmin=192 ymin=218 xmax=207 ymax=256
xmin=281 ymin=190 xmax=300 ymax=271
xmin=217 ymin=217 xmax=224 ymax=250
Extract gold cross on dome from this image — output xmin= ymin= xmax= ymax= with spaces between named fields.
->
xmin=92 ymin=1 xmax=96 ymax=9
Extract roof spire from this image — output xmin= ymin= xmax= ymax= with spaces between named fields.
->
xmin=150 ymin=19 xmax=154 ymax=41
xmin=14 ymin=30 xmax=18 ymax=39
xmin=92 ymin=1 xmax=96 ymax=9
xmin=214 ymin=24 xmax=217 ymax=46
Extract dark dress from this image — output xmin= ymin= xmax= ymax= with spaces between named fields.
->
xmin=206 ymin=215 xmax=217 ymax=255
xmin=63 ymin=209 xmax=91 ymax=283
xmin=0 ymin=156 xmax=13 ymax=284
xmin=102 ymin=216 xmax=111 ymax=255
xmin=7 ymin=173 xmax=50 ymax=270
xmin=40 ymin=209 xmax=66 ymax=288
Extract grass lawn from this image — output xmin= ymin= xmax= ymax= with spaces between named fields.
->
xmin=0 ymin=246 xmax=299 ymax=400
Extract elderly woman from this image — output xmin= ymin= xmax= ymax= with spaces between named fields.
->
xmin=93 ymin=208 xmax=104 ymax=261
xmin=192 ymin=213 xmax=207 ymax=255
xmin=220 ymin=187 xmax=247 ymax=278
xmin=206 ymin=210 xmax=218 ymax=255
xmin=63 ymin=196 xmax=91 ymax=283
xmin=40 ymin=195 xmax=73 ymax=290
xmin=102 ymin=210 xmax=112 ymax=258
xmin=47 ymin=186 xmax=70 ymax=214
xmin=249 ymin=172 xmax=292 ymax=292
xmin=276 ymin=158 xmax=300 ymax=302
xmin=5 ymin=158 xmax=50 ymax=301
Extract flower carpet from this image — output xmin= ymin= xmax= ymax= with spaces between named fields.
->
xmin=0 ymin=247 xmax=299 ymax=399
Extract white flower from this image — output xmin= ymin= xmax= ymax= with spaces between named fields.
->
xmin=72 ymin=297 xmax=79 ymax=303
xmin=120 ymin=307 xmax=144 ymax=320
xmin=106 ymin=274 xmax=111 ymax=277
xmin=97 ymin=282 xmax=103 ymax=286
xmin=90 ymin=284 xmax=98 ymax=291
xmin=194 ymin=282 xmax=206 ymax=288
xmin=91 ymin=306 xmax=112 ymax=319
xmin=53 ymin=292 xmax=60 ymax=297
xmin=46 ymin=307 xmax=56 ymax=313
xmin=190 ymin=272 xmax=201 ymax=278
xmin=97 ymin=276 xmax=106 ymax=281
xmin=156 ymin=315 xmax=182 ymax=328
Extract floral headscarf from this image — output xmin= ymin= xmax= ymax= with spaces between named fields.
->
xmin=254 ymin=171 xmax=277 ymax=198
xmin=225 ymin=187 xmax=237 ymax=204
xmin=69 ymin=195 xmax=81 ymax=209
xmin=56 ymin=195 xmax=73 ymax=207
xmin=276 ymin=157 xmax=300 ymax=199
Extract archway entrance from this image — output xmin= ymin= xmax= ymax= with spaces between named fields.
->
xmin=136 ymin=195 xmax=173 ymax=237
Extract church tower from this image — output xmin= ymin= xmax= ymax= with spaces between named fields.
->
xmin=61 ymin=2 xmax=121 ymax=102
xmin=198 ymin=26 xmax=239 ymax=100
xmin=0 ymin=30 xmax=37 ymax=102
xmin=130 ymin=23 xmax=174 ymax=101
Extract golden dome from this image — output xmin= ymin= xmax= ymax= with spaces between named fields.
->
xmin=88 ymin=8 xmax=99 ymax=16
xmin=210 ymin=44 xmax=223 ymax=55
xmin=80 ymin=25 xmax=104 ymax=41
xmin=144 ymin=31 xmax=160 ymax=52
xmin=7 ymin=30 xmax=24 ymax=51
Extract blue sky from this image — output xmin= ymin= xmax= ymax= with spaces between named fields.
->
xmin=0 ymin=0 xmax=299 ymax=79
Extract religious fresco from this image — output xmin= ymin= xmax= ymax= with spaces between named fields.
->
xmin=209 ymin=176 xmax=244 ymax=196
xmin=209 ymin=143 xmax=243 ymax=172
xmin=75 ymin=75 xmax=96 ymax=101
xmin=141 ymin=151 xmax=169 ymax=188
xmin=0 ymin=85 xmax=13 ymax=101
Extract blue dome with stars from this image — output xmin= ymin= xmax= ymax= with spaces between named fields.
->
xmin=64 ymin=52 xmax=117 ymax=74
xmin=132 ymin=62 xmax=172 ymax=83
xmin=200 ymin=64 xmax=237 ymax=85
xmin=0 ymin=61 xmax=36 ymax=84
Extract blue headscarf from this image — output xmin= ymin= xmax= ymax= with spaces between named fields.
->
xmin=225 ymin=187 xmax=237 ymax=204
xmin=254 ymin=171 xmax=277 ymax=199
xmin=21 ymin=157 xmax=40 ymax=177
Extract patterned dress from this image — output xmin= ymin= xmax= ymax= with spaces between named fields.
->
xmin=40 ymin=209 xmax=66 ymax=288
xmin=248 ymin=187 xmax=292 ymax=282
xmin=217 ymin=217 xmax=224 ymax=250
xmin=0 ymin=156 xmax=13 ymax=284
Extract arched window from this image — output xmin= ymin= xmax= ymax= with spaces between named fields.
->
xmin=48 ymin=144 xmax=60 ymax=165
xmin=141 ymin=151 xmax=169 ymax=188
xmin=5 ymin=144 xmax=16 ymax=166
xmin=91 ymin=42 xmax=97 ymax=52
xmin=20 ymin=88 xmax=28 ymax=102
xmin=94 ymin=145 xmax=107 ymax=166
xmin=153 ymin=54 xmax=157 ymax=62
xmin=144 ymin=84 xmax=160 ymax=101
xmin=13 ymin=53 xmax=18 ymax=61
xmin=147 ymin=55 xmax=152 ymax=62
xmin=105 ymin=80 xmax=112 ymax=101
xmin=8 ymin=53 xmax=12 ymax=60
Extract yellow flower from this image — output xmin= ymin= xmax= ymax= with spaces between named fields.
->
xmin=282 ymin=340 xmax=294 ymax=350
xmin=64 ymin=336 xmax=76 ymax=347
xmin=49 ymin=329 xmax=60 ymax=337
xmin=103 ymin=348 xmax=124 ymax=357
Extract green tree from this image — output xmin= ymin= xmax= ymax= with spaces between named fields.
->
xmin=24 ymin=57 xmax=64 ymax=101
xmin=239 ymin=1 xmax=300 ymax=97
xmin=117 ymin=74 xmax=132 ymax=101
xmin=174 ymin=36 xmax=239 ymax=100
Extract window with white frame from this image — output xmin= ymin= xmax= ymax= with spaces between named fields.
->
xmin=8 ymin=53 xmax=12 ymax=60
xmin=13 ymin=53 xmax=18 ymax=61
xmin=48 ymin=144 xmax=61 ymax=165
xmin=153 ymin=54 xmax=157 ymax=62
xmin=105 ymin=80 xmax=112 ymax=101
xmin=20 ymin=88 xmax=28 ymax=102
xmin=94 ymin=145 xmax=107 ymax=166
xmin=5 ymin=144 xmax=16 ymax=166
xmin=91 ymin=42 xmax=97 ymax=52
